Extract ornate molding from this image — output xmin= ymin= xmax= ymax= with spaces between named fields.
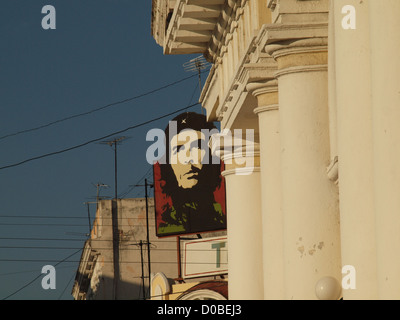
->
xmin=246 ymin=79 xmax=278 ymax=96
xmin=265 ymin=37 xmax=328 ymax=56
xmin=265 ymin=37 xmax=328 ymax=78
xmin=275 ymin=64 xmax=327 ymax=78
xmin=205 ymin=0 xmax=248 ymax=63
xmin=247 ymin=79 xmax=279 ymax=114
xmin=156 ymin=0 xmax=249 ymax=60
xmin=266 ymin=0 xmax=329 ymax=25
xmin=254 ymin=104 xmax=279 ymax=114
xmin=222 ymin=166 xmax=261 ymax=177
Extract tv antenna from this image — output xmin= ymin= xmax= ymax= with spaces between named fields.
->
xmin=99 ymin=136 xmax=128 ymax=200
xmin=92 ymin=182 xmax=109 ymax=202
xmin=183 ymin=55 xmax=210 ymax=114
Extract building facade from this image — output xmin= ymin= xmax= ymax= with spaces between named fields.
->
xmin=72 ymin=198 xmax=179 ymax=300
xmin=151 ymin=0 xmax=400 ymax=300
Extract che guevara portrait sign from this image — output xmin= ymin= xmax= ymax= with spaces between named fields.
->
xmin=152 ymin=112 xmax=226 ymax=237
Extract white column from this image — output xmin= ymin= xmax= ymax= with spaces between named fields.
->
xmin=220 ymin=143 xmax=264 ymax=300
xmin=247 ymin=79 xmax=284 ymax=299
xmin=332 ymin=0 xmax=378 ymax=299
xmin=369 ymin=0 xmax=400 ymax=300
xmin=267 ymin=38 xmax=342 ymax=299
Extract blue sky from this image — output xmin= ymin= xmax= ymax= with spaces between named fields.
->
xmin=0 ymin=1 xmax=204 ymax=299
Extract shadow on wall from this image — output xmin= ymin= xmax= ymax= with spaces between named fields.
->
xmin=74 ymin=273 xmax=149 ymax=300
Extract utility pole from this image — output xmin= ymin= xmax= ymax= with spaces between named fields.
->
xmin=136 ymin=179 xmax=154 ymax=297
xmin=139 ymin=240 xmax=146 ymax=300
xmin=99 ymin=136 xmax=127 ymax=300
xmin=145 ymin=178 xmax=151 ymax=294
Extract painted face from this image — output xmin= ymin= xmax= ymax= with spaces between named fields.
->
xmin=169 ymin=129 xmax=207 ymax=189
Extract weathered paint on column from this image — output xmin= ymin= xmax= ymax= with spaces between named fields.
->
xmin=248 ymin=79 xmax=284 ymax=299
xmin=369 ymin=0 xmax=400 ymax=300
xmin=332 ymin=0 xmax=378 ymax=299
xmin=268 ymin=39 xmax=342 ymax=299
xmin=222 ymin=150 xmax=264 ymax=300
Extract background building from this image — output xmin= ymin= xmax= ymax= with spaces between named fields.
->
xmin=72 ymin=198 xmax=179 ymax=300
xmin=151 ymin=0 xmax=400 ymax=300
xmin=72 ymin=197 xmax=227 ymax=300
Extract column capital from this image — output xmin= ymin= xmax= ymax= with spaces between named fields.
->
xmin=254 ymin=104 xmax=279 ymax=115
xmin=246 ymin=79 xmax=279 ymax=115
xmin=259 ymin=20 xmax=328 ymax=52
xmin=244 ymin=55 xmax=278 ymax=111
xmin=209 ymin=132 xmax=260 ymax=176
xmin=246 ymin=79 xmax=278 ymax=97
xmin=266 ymin=37 xmax=328 ymax=78
xmin=266 ymin=37 xmax=328 ymax=58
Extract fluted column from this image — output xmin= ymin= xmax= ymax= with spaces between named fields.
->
xmin=247 ymin=76 xmax=284 ymax=300
xmin=267 ymin=38 xmax=342 ymax=299
xmin=218 ymin=140 xmax=264 ymax=300
xmin=369 ymin=0 xmax=400 ymax=300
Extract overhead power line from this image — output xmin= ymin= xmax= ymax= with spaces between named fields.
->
xmin=2 ymin=248 xmax=82 ymax=300
xmin=0 ymin=102 xmax=199 ymax=171
xmin=0 ymin=236 xmax=214 ymax=243
xmin=0 ymin=246 xmax=226 ymax=252
xmin=0 ymin=215 xmax=154 ymax=220
xmin=0 ymin=215 xmax=90 ymax=219
xmin=58 ymin=271 xmax=76 ymax=300
xmin=0 ymin=72 xmax=206 ymax=141
xmin=0 ymin=222 xmax=144 ymax=227
xmin=0 ymin=265 xmax=75 ymax=278
xmin=0 ymin=259 xmax=227 ymax=265
xmin=117 ymin=165 xmax=153 ymax=198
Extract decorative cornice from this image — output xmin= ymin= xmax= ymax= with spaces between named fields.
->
xmin=210 ymin=43 xmax=278 ymax=123
xmin=198 ymin=5 xmax=329 ymax=126
xmin=266 ymin=0 xmax=329 ymax=25
xmin=260 ymin=22 xmax=328 ymax=53
xmin=205 ymin=0 xmax=248 ymax=63
xmin=160 ymin=0 xmax=249 ymax=60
